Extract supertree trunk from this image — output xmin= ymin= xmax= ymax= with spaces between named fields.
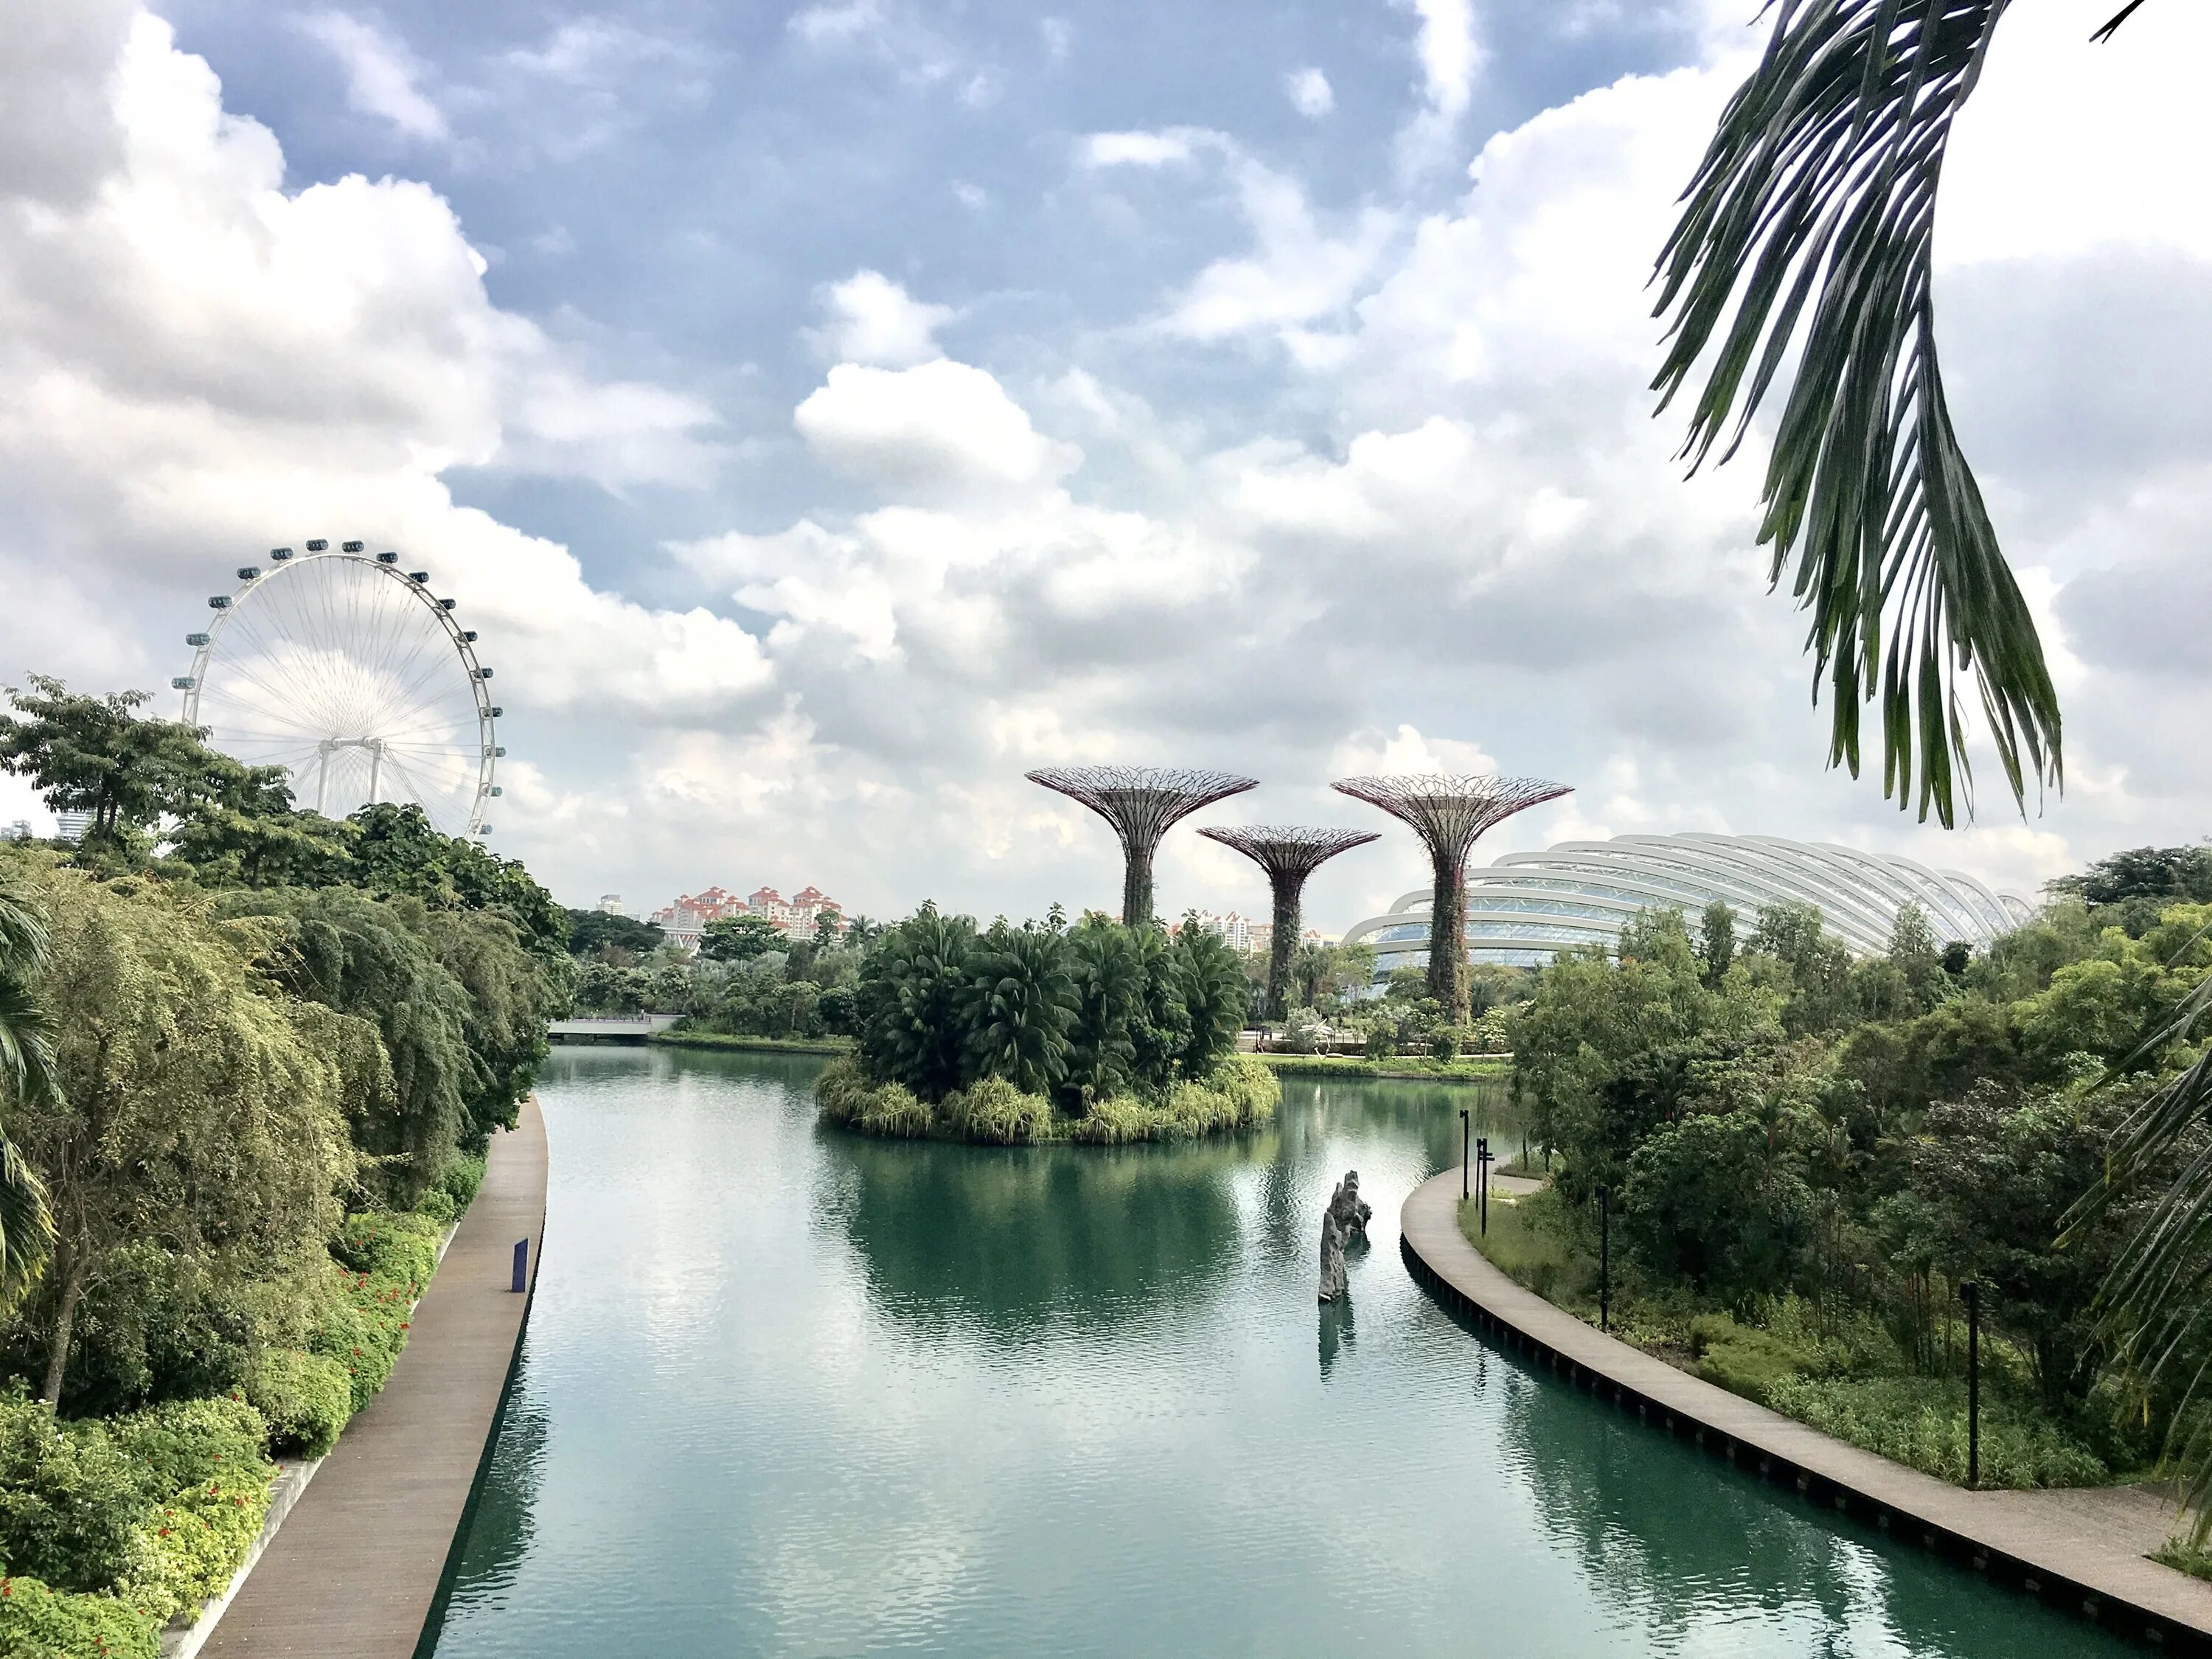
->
xmin=1267 ymin=871 xmax=1300 ymax=1022
xmin=1331 ymin=773 xmax=1572 ymax=1025
xmin=1123 ymin=857 xmax=1155 ymax=936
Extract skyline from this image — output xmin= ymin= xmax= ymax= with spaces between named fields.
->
xmin=4 ymin=1 xmax=2208 ymax=929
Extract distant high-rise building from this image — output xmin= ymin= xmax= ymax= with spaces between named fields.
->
xmin=52 ymin=810 xmax=93 ymax=844
xmin=597 ymin=894 xmax=625 ymax=915
xmin=0 ymin=821 xmax=31 ymax=843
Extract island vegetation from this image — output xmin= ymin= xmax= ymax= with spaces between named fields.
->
xmin=0 ymin=678 xmax=565 ymax=1655
xmin=815 ymin=904 xmax=1277 ymax=1144
xmin=1464 ymin=845 xmax=2212 ymax=1508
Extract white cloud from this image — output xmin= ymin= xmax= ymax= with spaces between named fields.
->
xmin=1285 ymin=67 xmax=1335 ymax=119
xmin=807 ymin=269 xmax=955 ymax=367
xmin=296 ymin=11 xmax=447 ymax=141
xmin=1399 ymin=0 xmax=1481 ymax=117
xmin=1161 ymin=159 xmax=1397 ymax=345
xmin=793 ymin=359 xmax=1079 ymax=495
xmin=1082 ymin=129 xmax=1208 ymax=168
xmin=1040 ymin=18 xmax=1071 ymax=63
xmin=787 ymin=0 xmax=881 ymax=48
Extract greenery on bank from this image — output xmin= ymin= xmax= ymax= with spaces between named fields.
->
xmin=647 ymin=1031 xmax=852 ymax=1055
xmin=1461 ymin=850 xmax=2212 ymax=1500
xmin=819 ymin=904 xmax=1278 ymax=1144
xmin=0 ymin=677 xmax=558 ymax=1641
xmin=1256 ymin=1052 xmax=1507 ymax=1082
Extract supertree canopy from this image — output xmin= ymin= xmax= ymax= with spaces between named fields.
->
xmin=1331 ymin=773 xmax=1571 ymax=1020
xmin=1197 ymin=826 xmax=1379 ymax=1021
xmin=1026 ymin=766 xmax=1257 ymax=926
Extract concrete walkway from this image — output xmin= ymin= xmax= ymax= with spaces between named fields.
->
xmin=1399 ymin=1169 xmax=2212 ymax=1653
xmin=201 ymin=1098 xmax=549 ymax=1658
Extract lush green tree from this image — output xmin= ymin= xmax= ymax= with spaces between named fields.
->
xmin=1620 ymin=1109 xmax=1818 ymax=1307
xmin=1172 ymin=923 xmax=1248 ymax=1080
xmin=346 ymin=804 xmax=566 ymax=956
xmin=855 ymin=905 xmax=978 ymax=1100
xmin=165 ymin=760 xmax=352 ymax=891
xmin=2049 ymin=844 xmax=2212 ymax=911
xmin=0 ymin=876 xmax=56 ymax=1299
xmin=1886 ymin=902 xmax=1947 ymax=1013
xmin=0 ymin=678 xmax=227 ymax=850
xmin=565 ymin=909 xmax=664 ymax=959
xmin=1697 ymin=900 xmax=1737 ymax=988
xmin=3 ymin=861 xmax=353 ymax=1407
xmin=699 ymin=913 xmax=785 ymax=963
xmin=1652 ymin=1 xmax=2153 ymax=824
xmin=961 ymin=923 xmax=1075 ymax=1096
xmin=1747 ymin=902 xmax=1855 ymax=1037
xmin=1065 ymin=918 xmax=1144 ymax=1107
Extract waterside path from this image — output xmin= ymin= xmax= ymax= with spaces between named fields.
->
xmin=199 ymin=1097 xmax=549 ymax=1659
xmin=1399 ymin=1168 xmax=2212 ymax=1654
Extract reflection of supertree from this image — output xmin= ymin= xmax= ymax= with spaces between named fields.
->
xmin=1331 ymin=773 xmax=1571 ymax=1020
xmin=1026 ymin=766 xmax=1257 ymax=925
xmin=1197 ymin=826 xmax=1378 ymax=1020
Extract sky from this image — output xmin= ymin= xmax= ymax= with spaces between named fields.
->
xmin=1 ymin=0 xmax=2208 ymax=933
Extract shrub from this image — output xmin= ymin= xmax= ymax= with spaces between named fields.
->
xmin=855 ymin=1082 xmax=935 ymax=1139
xmin=1430 ymin=1025 xmax=1470 ymax=1062
xmin=942 ymin=1077 xmax=1059 ymax=1144
xmin=307 ymin=1269 xmax=414 ymax=1413
xmin=1210 ymin=1057 xmax=1278 ymax=1127
xmin=331 ymin=1211 xmax=442 ymax=1296
xmin=0 ymin=1401 xmax=147 ymax=1592
xmin=0 ymin=1577 xmax=159 ymax=1659
xmin=118 ymin=1470 xmax=272 ymax=1627
xmin=104 ymin=1397 xmax=269 ymax=1500
xmin=1363 ymin=1026 xmax=1395 ymax=1060
xmin=242 ymin=1351 xmax=351 ymax=1458
xmin=1688 ymin=1313 xmax=1815 ymax=1402
xmin=1763 ymin=1375 xmax=2109 ymax=1489
xmin=813 ymin=1056 xmax=872 ymax=1126
xmin=1065 ymin=1096 xmax=1157 ymax=1145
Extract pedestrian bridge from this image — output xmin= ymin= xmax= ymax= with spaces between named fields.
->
xmin=548 ymin=1014 xmax=684 ymax=1040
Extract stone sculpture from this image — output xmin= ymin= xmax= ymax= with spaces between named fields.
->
xmin=1317 ymin=1170 xmax=1372 ymax=1302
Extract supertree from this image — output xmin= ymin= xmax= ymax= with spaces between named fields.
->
xmin=1331 ymin=773 xmax=1571 ymax=1020
xmin=1197 ymin=826 xmax=1379 ymax=1020
xmin=1026 ymin=766 xmax=1257 ymax=927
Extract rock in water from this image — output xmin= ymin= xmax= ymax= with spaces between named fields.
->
xmin=1318 ymin=1170 xmax=1372 ymax=1302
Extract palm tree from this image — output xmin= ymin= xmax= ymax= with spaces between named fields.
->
xmin=0 ymin=883 xmax=57 ymax=1300
xmin=1655 ymin=0 xmax=2143 ymax=830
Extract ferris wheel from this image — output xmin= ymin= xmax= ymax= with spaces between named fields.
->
xmin=173 ymin=540 xmax=504 ymax=838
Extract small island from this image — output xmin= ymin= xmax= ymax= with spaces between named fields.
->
xmin=816 ymin=903 xmax=1279 ymax=1144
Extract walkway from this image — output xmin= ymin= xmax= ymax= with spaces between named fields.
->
xmin=201 ymin=1097 xmax=549 ymax=1659
xmin=1399 ymin=1169 xmax=2212 ymax=1654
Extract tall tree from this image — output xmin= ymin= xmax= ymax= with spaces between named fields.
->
xmin=1652 ymin=1 xmax=2147 ymax=824
xmin=0 ymin=874 xmax=57 ymax=1299
xmin=699 ymin=914 xmax=785 ymax=963
xmin=0 ymin=677 xmax=226 ymax=849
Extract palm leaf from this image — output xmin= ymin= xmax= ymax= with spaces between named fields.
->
xmin=1653 ymin=0 xmax=2064 ymax=827
xmin=2065 ymin=946 xmax=2212 ymax=1538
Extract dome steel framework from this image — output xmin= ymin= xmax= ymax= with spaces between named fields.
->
xmin=173 ymin=540 xmax=501 ymax=838
xmin=1343 ymin=831 xmax=2034 ymax=978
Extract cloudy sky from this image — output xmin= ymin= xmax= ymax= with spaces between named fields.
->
xmin=2 ymin=0 xmax=2207 ymax=932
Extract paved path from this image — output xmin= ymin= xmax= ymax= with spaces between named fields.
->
xmin=1399 ymin=1169 xmax=2212 ymax=1653
xmin=201 ymin=1099 xmax=549 ymax=1659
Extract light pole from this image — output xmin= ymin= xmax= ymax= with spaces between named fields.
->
xmin=1476 ymin=1137 xmax=1494 ymax=1236
xmin=1460 ymin=1108 xmax=1471 ymax=1201
xmin=1962 ymin=1279 xmax=1982 ymax=1489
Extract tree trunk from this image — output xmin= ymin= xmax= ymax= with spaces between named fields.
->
xmin=1427 ymin=853 xmax=1468 ymax=1021
xmin=40 ymin=1248 xmax=83 ymax=1411
xmin=1266 ymin=875 xmax=1300 ymax=1022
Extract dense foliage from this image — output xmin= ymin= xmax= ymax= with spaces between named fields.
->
xmin=0 ymin=678 xmax=560 ymax=1635
xmin=1484 ymin=869 xmax=2212 ymax=1495
xmin=821 ymin=905 xmax=1276 ymax=1141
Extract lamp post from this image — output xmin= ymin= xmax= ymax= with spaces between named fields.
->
xmin=1476 ymin=1137 xmax=1494 ymax=1236
xmin=1460 ymin=1107 xmax=1471 ymax=1201
xmin=1597 ymin=1185 xmax=1611 ymax=1333
xmin=1961 ymin=1279 xmax=1983 ymax=1489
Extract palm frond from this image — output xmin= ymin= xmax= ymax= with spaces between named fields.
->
xmin=2093 ymin=1 xmax=2149 ymax=42
xmin=1653 ymin=0 xmax=2062 ymax=827
xmin=0 ymin=1130 xmax=51 ymax=1304
xmin=0 ymin=977 xmax=59 ymax=1109
xmin=2065 ymin=961 xmax=2212 ymax=1536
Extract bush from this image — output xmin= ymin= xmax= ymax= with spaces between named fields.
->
xmin=0 ymin=1401 xmax=147 ymax=1592
xmin=0 ymin=1577 xmax=159 ymax=1659
xmin=1430 ymin=1025 xmax=1471 ymax=1062
xmin=331 ymin=1211 xmax=442 ymax=1296
xmin=242 ymin=1351 xmax=351 ymax=1458
xmin=103 ymin=1397 xmax=269 ymax=1500
xmin=855 ymin=1082 xmax=935 ymax=1139
xmin=1763 ymin=1374 xmax=2110 ymax=1489
xmin=813 ymin=1056 xmax=871 ymax=1127
xmin=1363 ymin=1027 xmax=1396 ymax=1060
xmin=1688 ymin=1312 xmax=1816 ymax=1402
xmin=119 ymin=1470 xmax=271 ymax=1628
xmin=307 ymin=1270 xmax=414 ymax=1413
xmin=1065 ymin=1096 xmax=1158 ymax=1145
xmin=942 ymin=1077 xmax=1059 ymax=1144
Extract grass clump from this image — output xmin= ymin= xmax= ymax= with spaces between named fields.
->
xmin=818 ymin=1054 xmax=1279 ymax=1146
xmin=1764 ymin=1375 xmax=2109 ymax=1489
xmin=2154 ymin=1538 xmax=2212 ymax=1582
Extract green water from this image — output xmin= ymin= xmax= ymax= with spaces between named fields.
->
xmin=426 ymin=1047 xmax=2136 ymax=1658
